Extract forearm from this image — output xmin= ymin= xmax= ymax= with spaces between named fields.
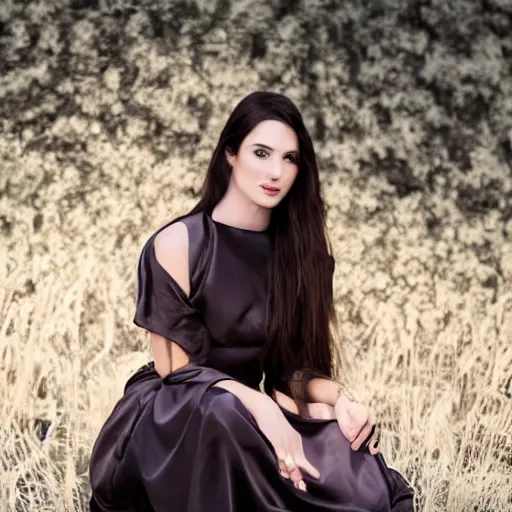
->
xmin=306 ymin=377 xmax=343 ymax=406
xmin=214 ymin=380 xmax=269 ymax=418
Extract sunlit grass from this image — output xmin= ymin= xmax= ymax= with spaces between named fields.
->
xmin=1 ymin=237 xmax=511 ymax=511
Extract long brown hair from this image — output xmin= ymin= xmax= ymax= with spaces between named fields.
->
xmin=188 ymin=91 xmax=339 ymax=408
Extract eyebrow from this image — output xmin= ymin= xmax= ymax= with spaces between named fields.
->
xmin=250 ymin=143 xmax=299 ymax=154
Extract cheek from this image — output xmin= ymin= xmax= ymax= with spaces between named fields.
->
xmin=246 ymin=156 xmax=266 ymax=177
xmin=236 ymin=155 xmax=265 ymax=181
xmin=283 ymin=168 xmax=299 ymax=190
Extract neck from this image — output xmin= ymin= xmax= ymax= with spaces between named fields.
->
xmin=212 ymin=179 xmax=271 ymax=232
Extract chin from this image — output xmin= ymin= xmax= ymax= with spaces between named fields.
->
xmin=243 ymin=186 xmax=286 ymax=210
xmin=252 ymin=196 xmax=282 ymax=210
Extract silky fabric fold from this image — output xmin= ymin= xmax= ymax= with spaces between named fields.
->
xmin=91 ymin=363 xmax=410 ymax=511
xmin=89 ymin=212 xmax=414 ymax=511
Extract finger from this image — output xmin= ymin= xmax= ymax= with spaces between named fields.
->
xmin=351 ymin=422 xmax=374 ymax=451
xmin=296 ymin=454 xmax=320 ymax=480
xmin=296 ymin=479 xmax=307 ymax=492
xmin=289 ymin=466 xmax=303 ymax=485
xmin=277 ymin=452 xmax=291 ymax=479
xmin=355 ymin=423 xmax=381 ymax=454
xmin=280 ymin=468 xmax=290 ymax=479
xmin=367 ymin=426 xmax=381 ymax=455
xmin=351 ymin=421 xmax=373 ymax=451
xmin=368 ymin=440 xmax=380 ymax=455
xmin=284 ymin=454 xmax=296 ymax=473
xmin=279 ymin=460 xmax=290 ymax=478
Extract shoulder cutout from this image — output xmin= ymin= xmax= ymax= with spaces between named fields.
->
xmin=154 ymin=221 xmax=190 ymax=297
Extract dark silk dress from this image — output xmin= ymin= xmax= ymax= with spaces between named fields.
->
xmin=89 ymin=212 xmax=414 ymax=512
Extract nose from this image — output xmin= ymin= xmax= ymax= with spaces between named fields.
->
xmin=268 ymin=158 xmax=283 ymax=182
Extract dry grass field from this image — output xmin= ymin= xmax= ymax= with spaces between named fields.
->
xmin=1 ymin=1 xmax=512 ymax=511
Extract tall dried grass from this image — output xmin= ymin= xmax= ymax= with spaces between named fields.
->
xmin=1 ymin=220 xmax=511 ymax=511
xmin=1 ymin=1 xmax=512 ymax=510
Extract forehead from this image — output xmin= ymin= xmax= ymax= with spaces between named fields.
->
xmin=243 ymin=120 xmax=298 ymax=150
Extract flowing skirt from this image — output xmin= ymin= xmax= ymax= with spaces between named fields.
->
xmin=89 ymin=363 xmax=414 ymax=512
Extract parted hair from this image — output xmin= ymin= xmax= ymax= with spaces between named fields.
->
xmin=188 ymin=91 xmax=339 ymax=410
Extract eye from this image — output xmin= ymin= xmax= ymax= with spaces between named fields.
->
xmin=285 ymin=154 xmax=299 ymax=165
xmin=254 ymin=149 xmax=268 ymax=158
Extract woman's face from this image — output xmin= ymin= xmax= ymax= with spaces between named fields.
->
xmin=226 ymin=120 xmax=300 ymax=209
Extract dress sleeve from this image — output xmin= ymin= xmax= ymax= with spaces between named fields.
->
xmin=133 ymin=235 xmax=211 ymax=365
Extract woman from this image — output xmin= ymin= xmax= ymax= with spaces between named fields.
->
xmin=89 ymin=91 xmax=414 ymax=511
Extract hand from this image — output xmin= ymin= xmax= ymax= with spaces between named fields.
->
xmin=334 ymin=395 xmax=380 ymax=454
xmin=253 ymin=395 xmax=320 ymax=492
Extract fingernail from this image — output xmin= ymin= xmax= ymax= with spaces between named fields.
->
xmin=298 ymin=480 xmax=307 ymax=492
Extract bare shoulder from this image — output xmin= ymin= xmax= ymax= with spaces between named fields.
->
xmin=153 ymin=221 xmax=190 ymax=296
xmin=154 ymin=221 xmax=188 ymax=253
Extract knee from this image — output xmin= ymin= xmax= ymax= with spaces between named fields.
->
xmin=201 ymin=387 xmax=248 ymax=432
xmin=198 ymin=388 xmax=270 ymax=461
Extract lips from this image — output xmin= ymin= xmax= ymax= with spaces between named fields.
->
xmin=261 ymin=185 xmax=280 ymax=193
xmin=261 ymin=185 xmax=280 ymax=197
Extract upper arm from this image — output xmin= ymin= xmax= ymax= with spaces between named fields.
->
xmin=154 ymin=221 xmax=190 ymax=297
xmin=150 ymin=221 xmax=191 ymax=376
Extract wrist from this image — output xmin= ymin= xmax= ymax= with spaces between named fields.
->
xmin=252 ymin=391 xmax=277 ymax=418
xmin=307 ymin=377 xmax=343 ymax=407
xmin=334 ymin=387 xmax=353 ymax=410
